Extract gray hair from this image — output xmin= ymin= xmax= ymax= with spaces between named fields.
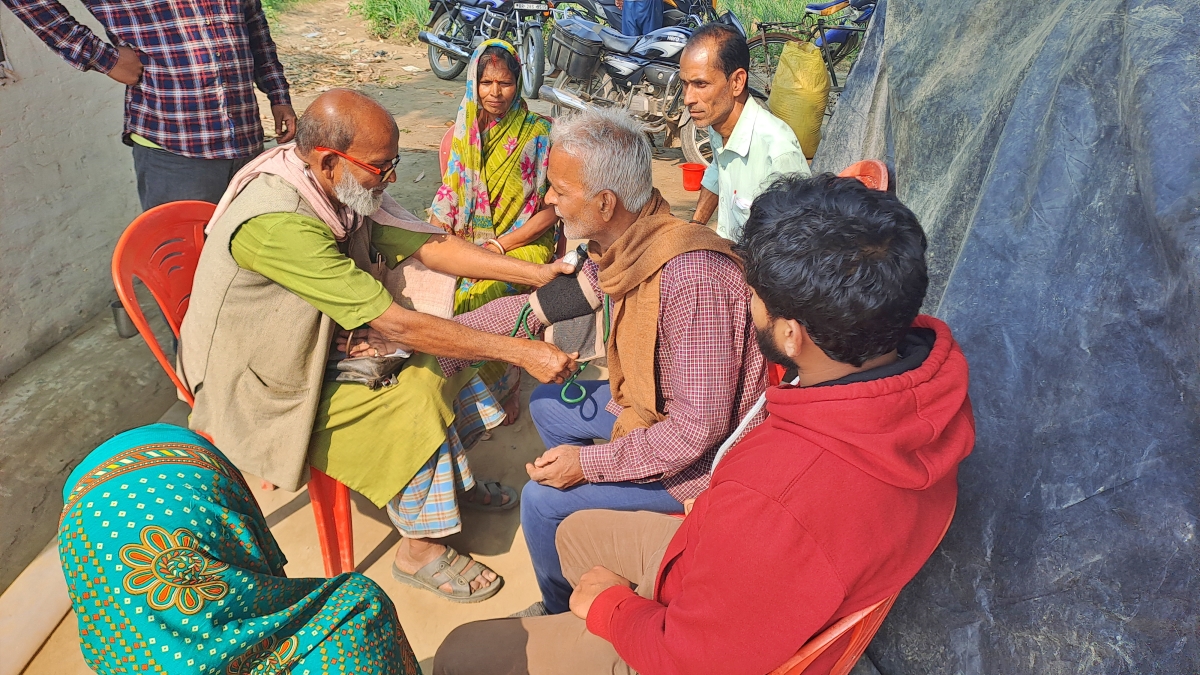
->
xmin=549 ymin=107 xmax=653 ymax=212
xmin=295 ymin=110 xmax=355 ymax=154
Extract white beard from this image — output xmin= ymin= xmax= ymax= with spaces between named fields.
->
xmin=334 ymin=170 xmax=385 ymax=216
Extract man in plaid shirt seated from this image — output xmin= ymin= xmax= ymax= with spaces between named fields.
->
xmin=3 ymin=0 xmax=296 ymax=210
xmin=448 ymin=107 xmax=768 ymax=616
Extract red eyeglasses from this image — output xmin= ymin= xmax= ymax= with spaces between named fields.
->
xmin=315 ymin=146 xmax=401 ymax=181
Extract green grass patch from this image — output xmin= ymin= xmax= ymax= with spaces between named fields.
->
xmin=718 ymin=0 xmax=809 ymax=25
xmin=349 ymin=0 xmax=432 ymax=40
xmin=261 ymin=0 xmax=300 ymax=22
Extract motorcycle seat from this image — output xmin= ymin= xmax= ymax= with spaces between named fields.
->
xmin=600 ymin=26 xmax=640 ymax=53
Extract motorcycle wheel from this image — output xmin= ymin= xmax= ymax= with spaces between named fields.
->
xmin=681 ymin=119 xmax=712 ymax=166
xmin=519 ymin=28 xmax=546 ymax=100
xmin=427 ymin=13 xmax=468 ymax=80
xmin=681 ymin=88 xmax=767 ymax=166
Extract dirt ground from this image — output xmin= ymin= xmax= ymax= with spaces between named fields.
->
xmin=256 ymin=0 xmax=700 ymax=217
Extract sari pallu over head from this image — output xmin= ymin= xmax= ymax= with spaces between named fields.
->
xmin=430 ymin=39 xmax=552 ymax=245
xmin=57 ymin=424 xmax=419 ymax=675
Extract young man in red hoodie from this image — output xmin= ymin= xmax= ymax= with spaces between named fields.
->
xmin=433 ymin=173 xmax=975 ymax=675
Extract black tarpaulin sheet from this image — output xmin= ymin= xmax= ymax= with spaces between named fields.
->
xmin=812 ymin=0 xmax=1200 ymax=672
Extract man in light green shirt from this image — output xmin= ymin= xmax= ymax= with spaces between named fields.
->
xmin=681 ymin=24 xmax=811 ymax=241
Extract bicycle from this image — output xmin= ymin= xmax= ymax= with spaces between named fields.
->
xmin=745 ymin=0 xmax=875 ymax=99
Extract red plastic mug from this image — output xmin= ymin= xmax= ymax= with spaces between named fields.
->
xmin=680 ymin=163 xmax=706 ymax=192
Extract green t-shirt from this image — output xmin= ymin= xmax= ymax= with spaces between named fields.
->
xmin=230 ymin=213 xmax=432 ymax=329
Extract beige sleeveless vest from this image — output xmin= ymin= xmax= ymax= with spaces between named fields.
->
xmin=178 ymin=174 xmax=375 ymax=491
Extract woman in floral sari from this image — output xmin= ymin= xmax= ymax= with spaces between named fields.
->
xmin=58 ymin=424 xmax=420 ymax=674
xmin=430 ymin=39 xmax=558 ymax=421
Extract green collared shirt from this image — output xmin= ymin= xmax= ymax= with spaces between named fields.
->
xmin=230 ymin=213 xmax=431 ymax=329
xmin=701 ymin=97 xmax=811 ymax=241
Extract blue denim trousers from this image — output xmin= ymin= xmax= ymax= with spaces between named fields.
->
xmin=523 ymin=381 xmax=683 ymax=613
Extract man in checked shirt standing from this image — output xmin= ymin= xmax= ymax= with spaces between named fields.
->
xmin=446 ymin=107 xmax=768 ymax=616
xmin=3 ymin=0 xmax=296 ymax=210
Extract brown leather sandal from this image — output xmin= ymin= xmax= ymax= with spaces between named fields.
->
xmin=390 ymin=546 xmax=503 ymax=603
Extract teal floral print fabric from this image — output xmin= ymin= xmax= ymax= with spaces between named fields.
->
xmin=57 ymin=423 xmax=420 ymax=674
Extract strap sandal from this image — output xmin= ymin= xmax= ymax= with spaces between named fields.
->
xmin=391 ymin=545 xmax=504 ymax=603
xmin=460 ymin=479 xmax=519 ymax=512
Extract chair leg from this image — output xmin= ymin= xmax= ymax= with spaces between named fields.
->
xmin=333 ymin=478 xmax=355 ymax=573
xmin=309 ymin=467 xmax=343 ymax=577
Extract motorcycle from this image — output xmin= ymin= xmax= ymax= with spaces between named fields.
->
xmin=559 ymin=0 xmax=714 ymax=30
xmin=418 ymin=0 xmax=550 ymax=99
xmin=538 ymin=8 xmax=762 ymax=165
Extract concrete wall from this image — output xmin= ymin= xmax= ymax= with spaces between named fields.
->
xmin=0 ymin=4 xmax=140 ymax=381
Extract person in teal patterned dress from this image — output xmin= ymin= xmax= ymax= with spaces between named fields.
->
xmin=58 ymin=423 xmax=420 ymax=674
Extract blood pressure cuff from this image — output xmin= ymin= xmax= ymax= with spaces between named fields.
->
xmin=529 ymin=272 xmax=607 ymax=362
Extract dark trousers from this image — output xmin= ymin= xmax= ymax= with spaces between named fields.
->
xmin=621 ymin=0 xmax=663 ymax=36
xmin=131 ymin=144 xmax=255 ymax=211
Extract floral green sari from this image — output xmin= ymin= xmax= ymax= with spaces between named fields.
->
xmin=430 ymin=39 xmax=555 ymax=401
xmin=58 ymin=424 xmax=419 ymax=674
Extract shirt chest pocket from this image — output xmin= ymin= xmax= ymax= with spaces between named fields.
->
xmin=731 ymin=195 xmax=752 ymax=227
xmin=205 ymin=0 xmax=247 ymax=29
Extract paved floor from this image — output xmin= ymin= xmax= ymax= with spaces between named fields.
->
xmin=0 ymin=304 xmax=178 ymax=594
xmin=23 ymin=373 xmax=574 ymax=671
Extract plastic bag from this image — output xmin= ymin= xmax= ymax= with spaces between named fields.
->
xmin=767 ymin=41 xmax=830 ymax=159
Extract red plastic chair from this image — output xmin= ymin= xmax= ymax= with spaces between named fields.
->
xmin=768 ymin=594 xmax=898 ymax=675
xmin=766 ymin=160 xmax=892 ymax=389
xmin=768 ymin=507 xmax=957 ymax=675
xmin=111 ymin=201 xmax=354 ymax=578
xmin=839 ymin=159 xmax=890 ymax=192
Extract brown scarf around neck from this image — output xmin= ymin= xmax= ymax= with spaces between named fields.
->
xmin=590 ymin=189 xmax=740 ymax=439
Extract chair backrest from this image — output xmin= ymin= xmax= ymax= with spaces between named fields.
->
xmin=768 ymin=594 xmax=898 ymax=675
xmin=110 ymin=200 xmax=215 ymax=406
xmin=837 ymin=159 xmax=890 ymax=192
xmin=768 ymin=506 xmax=957 ymax=675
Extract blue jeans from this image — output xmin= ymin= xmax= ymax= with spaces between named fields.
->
xmin=620 ymin=0 xmax=663 ymax=36
xmin=524 ymin=382 xmax=684 ymax=613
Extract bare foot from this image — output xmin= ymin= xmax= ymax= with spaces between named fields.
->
xmin=500 ymin=394 xmax=521 ymax=426
xmin=260 ymin=479 xmax=276 ymax=491
xmin=393 ymin=538 xmax=497 ymax=594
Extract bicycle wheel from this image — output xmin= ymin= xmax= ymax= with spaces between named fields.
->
xmin=746 ymin=32 xmax=802 ymax=98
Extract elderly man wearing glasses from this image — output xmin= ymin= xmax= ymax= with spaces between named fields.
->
xmin=179 ymin=89 xmax=577 ymax=603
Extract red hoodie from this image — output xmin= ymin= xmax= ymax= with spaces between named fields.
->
xmin=585 ymin=315 xmax=975 ymax=675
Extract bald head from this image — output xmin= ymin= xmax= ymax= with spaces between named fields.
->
xmin=295 ymin=89 xmax=402 ymax=211
xmin=295 ymin=88 xmax=398 ymax=154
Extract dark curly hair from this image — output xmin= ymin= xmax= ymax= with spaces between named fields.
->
xmin=736 ymin=172 xmax=928 ymax=367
